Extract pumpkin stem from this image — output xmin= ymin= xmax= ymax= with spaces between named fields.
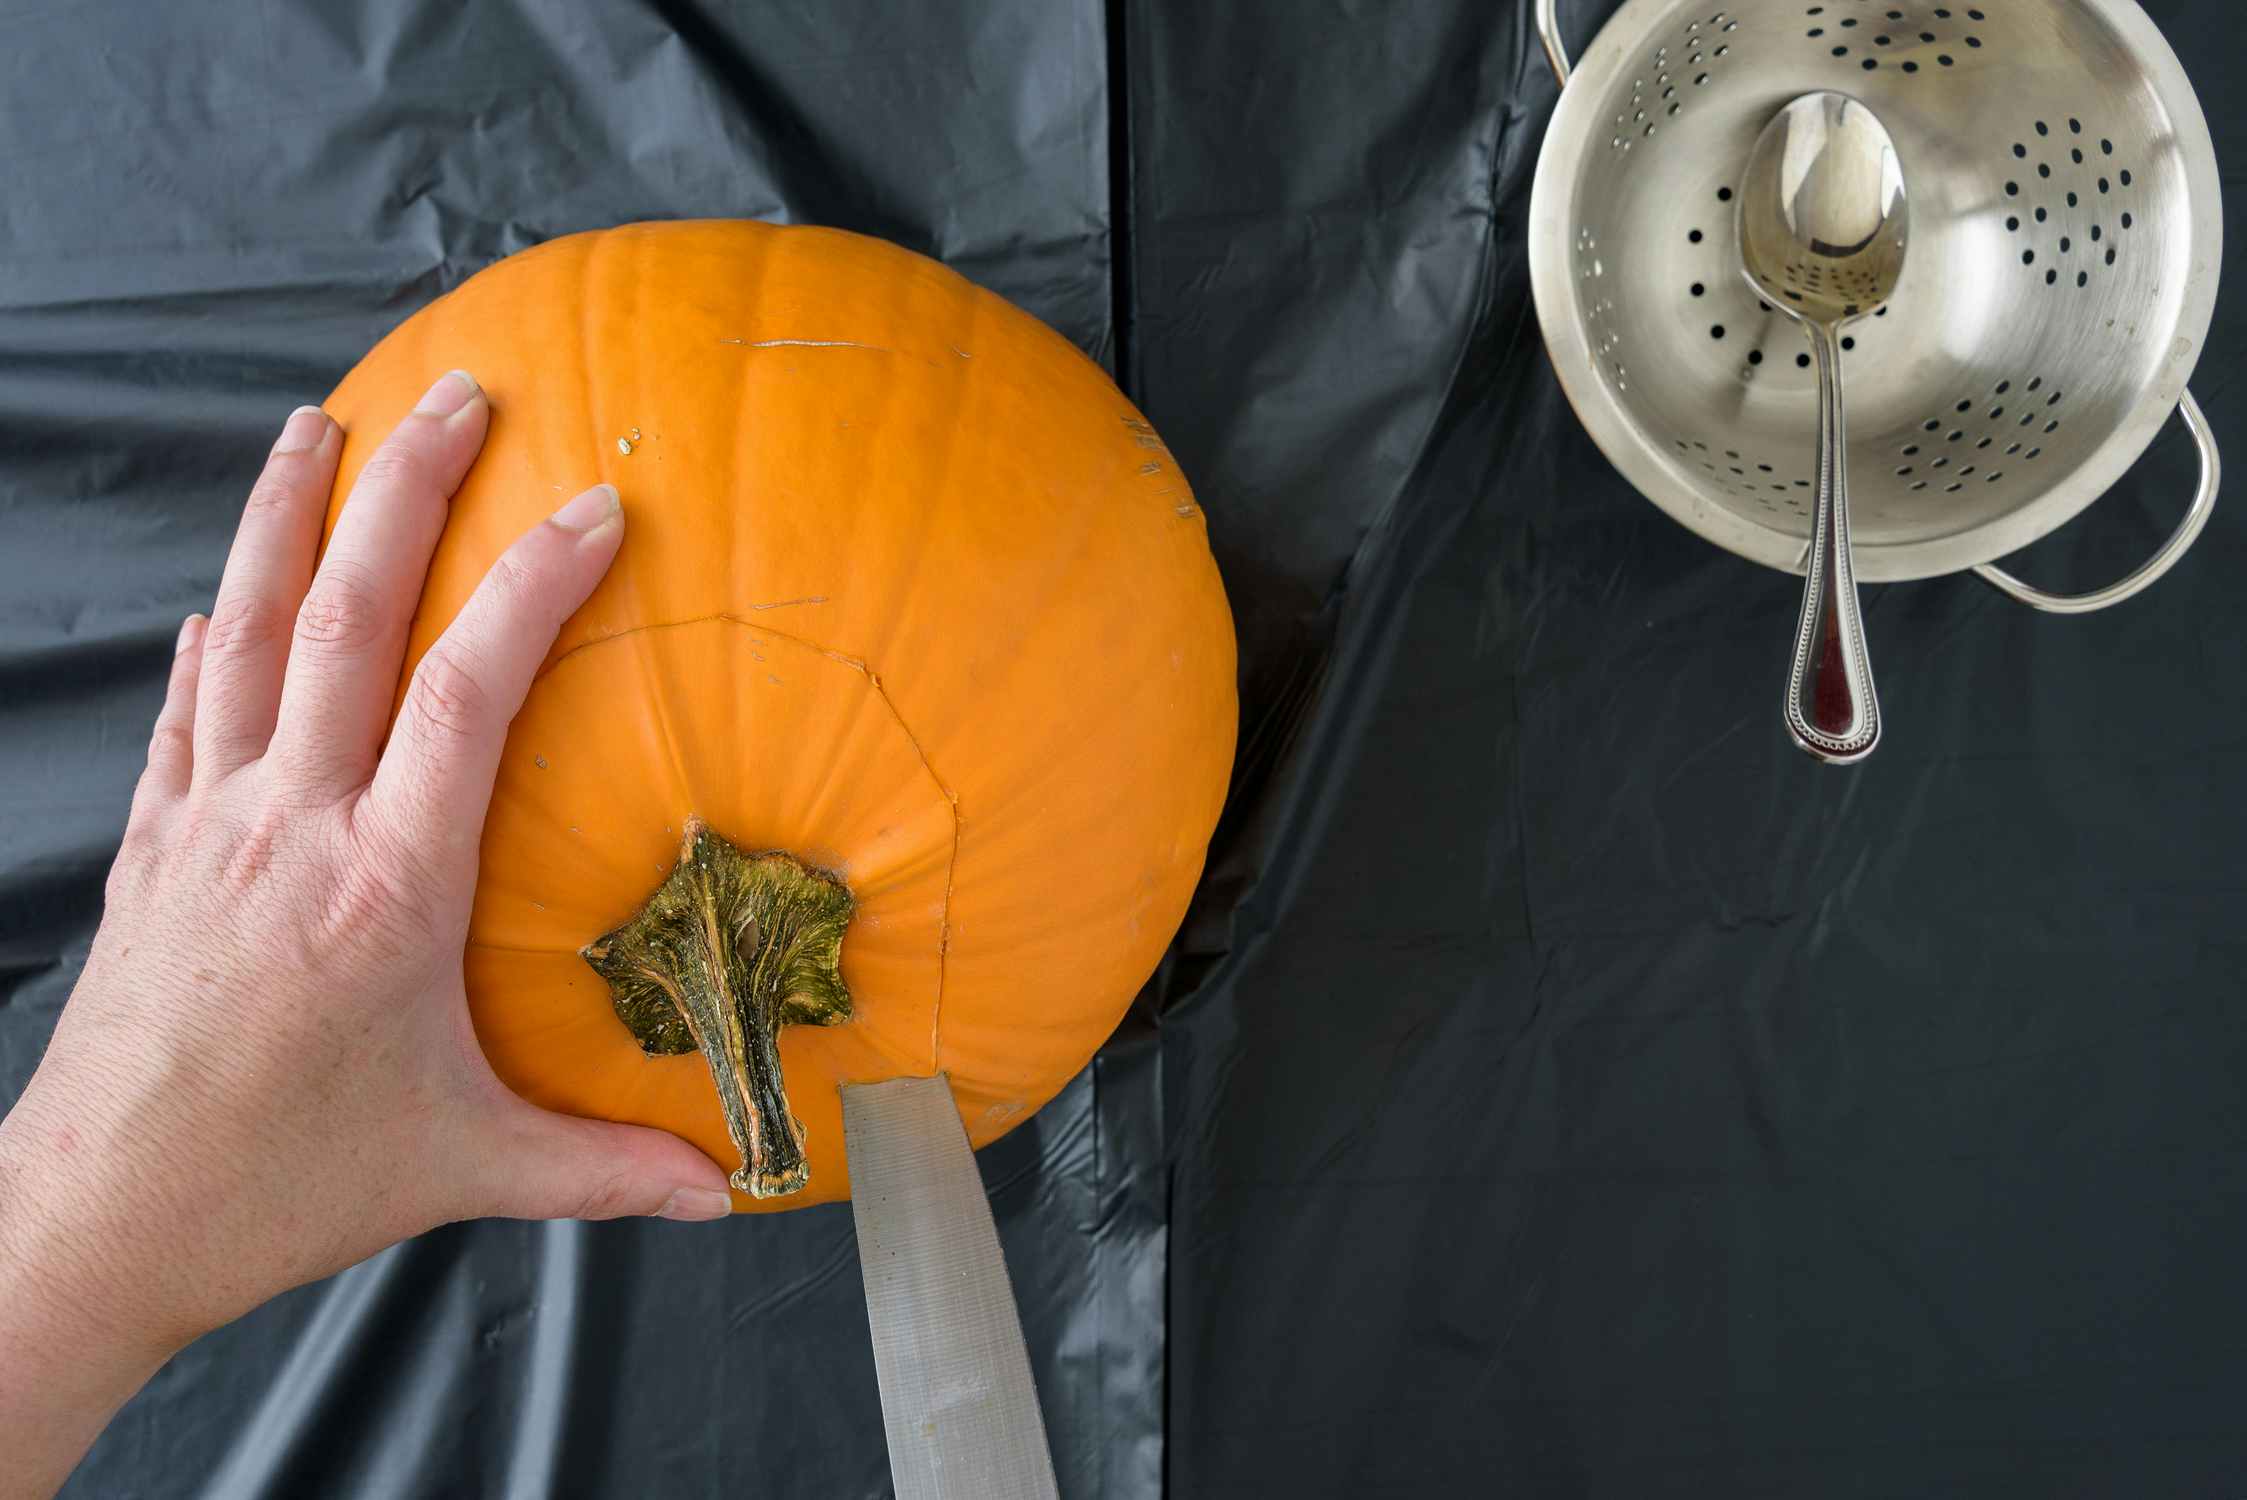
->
xmin=580 ymin=819 xmax=853 ymax=1198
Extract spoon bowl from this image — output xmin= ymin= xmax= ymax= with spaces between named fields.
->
xmin=1738 ymin=91 xmax=1910 ymax=763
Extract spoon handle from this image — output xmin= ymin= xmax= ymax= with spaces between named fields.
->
xmin=1786 ymin=323 xmax=1881 ymax=763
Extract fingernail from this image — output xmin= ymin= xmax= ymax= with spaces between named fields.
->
xmin=175 ymin=614 xmax=206 ymax=655
xmin=550 ymin=482 xmax=621 ymax=533
xmin=274 ymin=405 xmax=332 ymax=453
xmin=415 ymin=370 xmax=479 ymax=416
xmin=656 ymin=1187 xmax=733 ymax=1222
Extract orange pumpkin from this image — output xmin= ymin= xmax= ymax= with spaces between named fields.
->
xmin=320 ymin=220 xmax=1236 ymax=1210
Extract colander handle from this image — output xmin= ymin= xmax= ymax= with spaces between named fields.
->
xmin=1535 ymin=0 xmax=1573 ymax=85
xmin=1972 ymin=389 xmax=2221 ymax=615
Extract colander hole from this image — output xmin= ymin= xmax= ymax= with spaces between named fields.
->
xmin=2027 ymin=448 xmax=2042 ymax=459
xmin=2021 ymin=414 xmax=2035 ymax=427
xmin=1731 ymin=467 xmax=1745 ymax=475
xmin=1715 ymin=44 xmax=1729 ymax=56
xmin=2046 ymin=270 xmax=2058 ymax=286
xmin=2122 ymin=212 xmax=2134 ymax=229
xmin=2105 ymin=248 xmax=2117 ymax=266
xmin=2007 ymin=443 xmax=2021 ymax=455
xmin=1716 ymin=186 xmax=1732 ymax=202
xmin=1711 ymin=325 xmax=1726 ymax=339
xmin=2038 ymin=164 xmax=2051 ymax=179
xmin=1689 ymin=228 xmax=1704 ymax=243
xmin=1748 ymin=350 xmax=1764 ymax=365
xmin=1946 ymin=482 xmax=1965 ymax=492
xmin=1863 ymin=59 xmax=1878 ymax=70
xmin=2028 ymin=376 xmax=2044 ymax=390
xmin=1833 ymin=45 xmax=1849 ymax=57
xmin=2049 ymin=391 xmax=2063 ymax=405
xmin=2070 ymin=119 xmax=2083 ymax=134
xmin=2006 ymin=216 xmax=2021 ymax=231
xmin=2022 ymin=250 xmax=2035 ymax=265
xmin=1758 ymin=464 xmax=1774 ymax=473
xmin=1842 ymin=337 xmax=1857 ymax=351
xmin=1795 ymin=480 xmax=1809 ymax=488
xmin=1933 ymin=458 xmax=1950 ymax=469
xmin=1924 ymin=419 xmax=1941 ymax=432
xmin=1912 ymin=481 xmax=1929 ymax=491
xmin=1670 ymin=103 xmax=1681 ymax=115
xmin=1695 ymin=441 xmax=1709 ymax=450
xmin=1919 ymin=31 xmax=1934 ymax=42
xmin=1989 ymin=472 xmax=2004 ymax=483
xmin=2090 ymin=225 xmax=2102 ymax=241
xmin=1903 ymin=444 xmax=1921 ymax=455
xmin=2005 ymin=181 xmax=2020 ymax=197
xmin=1809 ymin=28 xmax=1825 ymax=38
xmin=1896 ymin=466 xmax=1914 ymax=476
xmin=2013 ymin=143 xmax=2027 ymax=158
xmin=1797 ymin=353 xmax=1812 ymax=369
xmin=1938 ymin=54 xmax=1955 ymax=66
xmin=1840 ymin=16 xmax=1857 ymax=26
xmin=1887 ymin=7 xmax=1902 ymax=17
xmin=1978 ymin=438 xmax=1993 ymax=450
xmin=1956 ymin=400 xmax=1972 ymax=413
xmin=1990 ymin=407 xmax=2005 ymax=419
xmin=1931 ymin=5 xmax=1948 ymax=14
xmin=1902 ymin=61 xmax=1919 ymax=72
xmin=2067 ymin=193 xmax=2079 ymax=208
xmin=2035 ymin=122 xmax=2049 ymax=137
xmin=1726 ymin=450 xmax=1741 ymax=459
xmin=2101 ymin=138 xmax=2114 ymax=155
xmin=1696 ymin=73 xmax=1710 ymax=85
xmin=1966 ymin=35 xmax=1981 ymax=48
xmin=2077 ymin=272 xmax=2089 ymax=288
xmin=2121 ymin=170 xmax=2134 ymax=186
xmin=1995 ymin=381 xmax=2011 ymax=394
xmin=1691 ymin=282 xmax=1706 ymax=296
xmin=1968 ymin=8 xmax=1986 ymax=19
xmin=2098 ymin=177 xmax=2110 ymax=193
xmin=1961 ymin=465 xmax=1976 ymax=476
xmin=1948 ymin=431 xmax=1964 ymax=444
xmin=2036 ymin=207 xmax=2049 ymax=223
xmin=2046 ymin=420 xmax=2060 ymax=433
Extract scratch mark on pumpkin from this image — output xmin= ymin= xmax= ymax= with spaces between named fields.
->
xmin=737 ymin=338 xmax=890 ymax=352
xmin=747 ymin=595 xmax=829 ymax=612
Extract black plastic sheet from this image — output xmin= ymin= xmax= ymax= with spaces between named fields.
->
xmin=3 ymin=2 xmax=2243 ymax=1495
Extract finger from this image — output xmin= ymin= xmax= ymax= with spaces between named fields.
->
xmin=194 ymin=406 xmax=341 ymax=782
xmin=470 ymin=1101 xmax=735 ymax=1222
xmin=269 ymin=371 xmax=489 ymax=795
xmin=133 ymin=615 xmax=208 ymax=813
xmin=360 ymin=484 xmax=623 ymax=871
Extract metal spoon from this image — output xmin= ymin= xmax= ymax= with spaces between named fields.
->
xmin=1738 ymin=92 xmax=1909 ymax=764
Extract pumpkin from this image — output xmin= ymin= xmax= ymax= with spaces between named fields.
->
xmin=319 ymin=220 xmax=1236 ymax=1210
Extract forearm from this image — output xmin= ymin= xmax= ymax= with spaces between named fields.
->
xmin=0 ymin=1096 xmax=185 ymax=1500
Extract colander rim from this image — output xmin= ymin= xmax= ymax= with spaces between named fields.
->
xmin=1528 ymin=0 xmax=2223 ymax=583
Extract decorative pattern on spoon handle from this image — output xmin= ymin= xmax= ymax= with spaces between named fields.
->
xmin=1787 ymin=321 xmax=1882 ymax=763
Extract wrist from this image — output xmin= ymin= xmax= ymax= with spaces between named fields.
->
xmin=0 ymin=1079 xmax=198 ymax=1370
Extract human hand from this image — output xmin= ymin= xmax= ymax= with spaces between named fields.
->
xmin=0 ymin=373 xmax=735 ymax=1499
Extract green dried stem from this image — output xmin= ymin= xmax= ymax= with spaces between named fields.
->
xmin=581 ymin=819 xmax=853 ymax=1197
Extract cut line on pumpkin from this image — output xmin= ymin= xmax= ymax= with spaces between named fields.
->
xmin=528 ymin=611 xmax=959 ymax=1075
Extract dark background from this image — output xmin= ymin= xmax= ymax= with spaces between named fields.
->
xmin=2 ymin=2 xmax=2241 ymax=1495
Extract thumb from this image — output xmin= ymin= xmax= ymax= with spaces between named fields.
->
xmin=473 ymin=1101 xmax=736 ymax=1223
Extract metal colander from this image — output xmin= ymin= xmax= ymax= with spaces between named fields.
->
xmin=1529 ymin=0 xmax=2222 ymax=609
